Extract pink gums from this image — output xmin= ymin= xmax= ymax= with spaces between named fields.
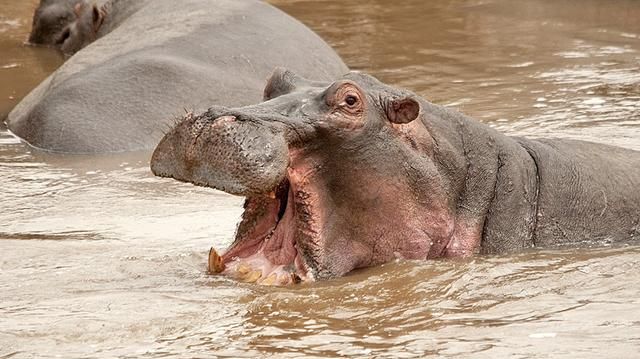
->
xmin=220 ymin=184 xmax=313 ymax=284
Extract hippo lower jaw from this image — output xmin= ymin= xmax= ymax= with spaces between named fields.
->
xmin=210 ymin=178 xmax=317 ymax=285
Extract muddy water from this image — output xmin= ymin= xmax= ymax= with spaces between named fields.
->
xmin=1 ymin=0 xmax=640 ymax=357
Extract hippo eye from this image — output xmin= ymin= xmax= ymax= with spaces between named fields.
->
xmin=345 ymin=95 xmax=358 ymax=107
xmin=56 ymin=28 xmax=71 ymax=45
xmin=328 ymin=83 xmax=364 ymax=116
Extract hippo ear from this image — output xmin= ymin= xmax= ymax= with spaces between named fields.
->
xmin=91 ymin=5 xmax=104 ymax=32
xmin=263 ymin=67 xmax=324 ymax=101
xmin=386 ymin=97 xmax=421 ymax=124
xmin=263 ymin=68 xmax=302 ymax=101
xmin=74 ymin=3 xmax=104 ymax=31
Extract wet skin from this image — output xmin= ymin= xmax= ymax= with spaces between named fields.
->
xmin=8 ymin=0 xmax=348 ymax=153
xmin=151 ymin=69 xmax=640 ymax=284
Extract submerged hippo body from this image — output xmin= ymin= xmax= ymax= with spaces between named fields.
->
xmin=151 ymin=69 xmax=640 ymax=284
xmin=8 ymin=0 xmax=348 ymax=153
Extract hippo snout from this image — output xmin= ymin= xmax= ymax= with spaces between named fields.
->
xmin=151 ymin=110 xmax=289 ymax=196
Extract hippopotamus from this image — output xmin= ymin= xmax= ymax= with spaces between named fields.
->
xmin=7 ymin=0 xmax=347 ymax=153
xmin=151 ymin=68 xmax=640 ymax=285
xmin=30 ymin=0 xmax=148 ymax=55
xmin=28 ymin=0 xmax=83 ymax=47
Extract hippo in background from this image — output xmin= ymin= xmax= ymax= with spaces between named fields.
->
xmin=8 ymin=0 xmax=348 ymax=153
xmin=53 ymin=0 xmax=148 ymax=55
xmin=151 ymin=68 xmax=640 ymax=284
xmin=28 ymin=0 xmax=83 ymax=46
xmin=28 ymin=0 xmax=161 ymax=55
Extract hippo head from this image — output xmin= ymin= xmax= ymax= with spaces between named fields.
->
xmin=29 ymin=0 xmax=104 ymax=55
xmin=57 ymin=2 xmax=104 ymax=55
xmin=29 ymin=0 xmax=82 ymax=45
xmin=151 ymin=69 xmax=459 ymax=284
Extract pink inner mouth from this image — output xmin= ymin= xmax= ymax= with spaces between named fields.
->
xmin=218 ymin=179 xmax=314 ymax=285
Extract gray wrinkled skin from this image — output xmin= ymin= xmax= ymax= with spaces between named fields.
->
xmin=8 ymin=0 xmax=348 ymax=153
xmin=153 ymin=69 xmax=640 ymax=275
xmin=151 ymin=112 xmax=289 ymax=196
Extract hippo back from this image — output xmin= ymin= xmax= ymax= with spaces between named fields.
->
xmin=8 ymin=0 xmax=348 ymax=153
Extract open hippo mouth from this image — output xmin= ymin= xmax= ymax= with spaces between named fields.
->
xmin=214 ymin=177 xmax=316 ymax=285
xmin=151 ymin=108 xmax=322 ymax=285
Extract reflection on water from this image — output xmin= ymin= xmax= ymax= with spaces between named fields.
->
xmin=1 ymin=0 xmax=640 ymax=357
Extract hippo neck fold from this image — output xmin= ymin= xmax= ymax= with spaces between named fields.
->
xmin=421 ymin=103 xmax=539 ymax=256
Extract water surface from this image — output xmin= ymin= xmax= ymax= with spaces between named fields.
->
xmin=1 ymin=0 xmax=640 ymax=357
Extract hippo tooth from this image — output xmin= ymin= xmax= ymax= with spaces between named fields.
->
xmin=290 ymin=273 xmax=302 ymax=284
xmin=259 ymin=273 xmax=278 ymax=285
xmin=207 ymin=247 xmax=225 ymax=274
xmin=242 ymin=270 xmax=262 ymax=283
xmin=236 ymin=263 xmax=251 ymax=275
xmin=278 ymin=273 xmax=297 ymax=285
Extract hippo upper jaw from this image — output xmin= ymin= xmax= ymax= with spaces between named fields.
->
xmin=151 ymin=110 xmax=290 ymax=196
